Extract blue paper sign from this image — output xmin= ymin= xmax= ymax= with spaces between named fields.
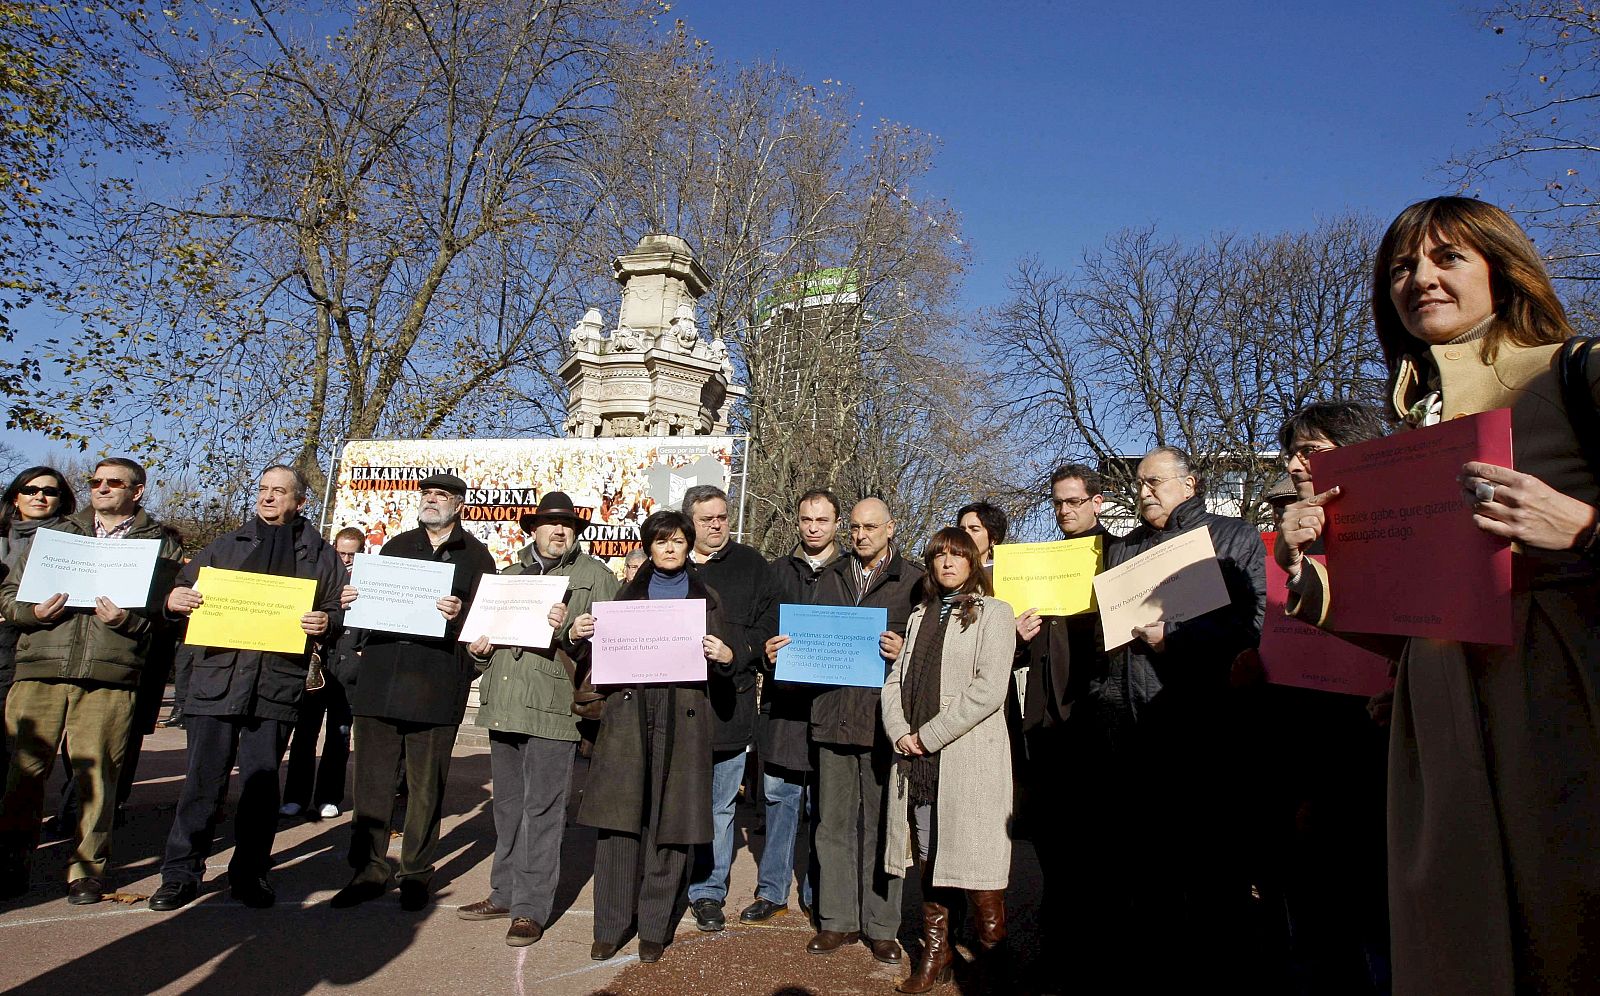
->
xmin=775 ymin=603 xmax=891 ymax=688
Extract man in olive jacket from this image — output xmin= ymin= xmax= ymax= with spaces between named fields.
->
xmin=151 ymin=465 xmax=343 ymax=912
xmin=333 ymin=473 xmax=496 ymax=913
xmin=0 ymin=457 xmax=183 ymax=904
xmin=796 ymin=497 xmax=922 ymax=964
xmin=459 ymin=492 xmax=619 ymax=947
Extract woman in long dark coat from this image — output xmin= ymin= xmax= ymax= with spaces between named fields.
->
xmin=571 ymin=510 xmax=734 ymax=965
xmin=1281 ymin=197 xmax=1600 ymax=994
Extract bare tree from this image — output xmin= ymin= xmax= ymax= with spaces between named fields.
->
xmin=985 ymin=216 xmax=1386 ymax=529
xmin=37 ymin=0 xmax=651 ymax=495
xmin=587 ymin=29 xmax=990 ymax=552
xmin=1452 ymin=2 xmax=1600 ymax=319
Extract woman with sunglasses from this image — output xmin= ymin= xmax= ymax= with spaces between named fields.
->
xmin=0 ymin=467 xmax=78 ymax=769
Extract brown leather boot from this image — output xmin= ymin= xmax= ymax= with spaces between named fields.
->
xmin=967 ymin=889 xmax=1007 ymax=950
xmin=897 ymin=896 xmax=954 ymax=993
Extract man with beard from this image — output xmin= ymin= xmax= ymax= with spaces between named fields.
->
xmin=332 ymin=473 xmax=495 ymax=912
xmin=150 ymin=465 xmax=342 ymax=911
xmin=460 ymin=492 xmax=618 ymax=946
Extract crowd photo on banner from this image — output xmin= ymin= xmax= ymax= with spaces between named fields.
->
xmin=1 ymin=196 xmax=1599 ymax=995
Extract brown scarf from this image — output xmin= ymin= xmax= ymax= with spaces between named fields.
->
xmin=901 ymin=598 xmax=961 ymax=804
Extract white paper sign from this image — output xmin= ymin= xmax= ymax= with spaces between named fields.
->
xmin=458 ymin=574 xmax=570 ymax=649
xmin=343 ymin=553 xmax=455 ymax=638
xmin=1093 ymin=526 xmax=1231 ymax=651
xmin=15 ymin=529 xmax=162 ymax=609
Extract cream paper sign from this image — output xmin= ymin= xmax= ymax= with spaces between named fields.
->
xmin=458 ymin=574 xmax=570 ymax=649
xmin=1093 ymin=526 xmax=1231 ymax=650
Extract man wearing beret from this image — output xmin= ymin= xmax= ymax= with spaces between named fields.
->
xmin=459 ymin=492 xmax=619 ymax=946
xmin=332 ymin=473 xmax=496 ymax=912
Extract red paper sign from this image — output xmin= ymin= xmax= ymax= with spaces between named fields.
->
xmin=1314 ymin=409 xmax=1514 ymax=645
xmin=1260 ymin=534 xmax=1393 ymax=697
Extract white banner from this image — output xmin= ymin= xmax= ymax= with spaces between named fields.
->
xmin=326 ymin=436 xmax=742 ymax=570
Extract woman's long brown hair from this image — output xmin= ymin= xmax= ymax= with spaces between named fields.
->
xmin=1373 ymin=196 xmax=1573 ymax=369
xmin=920 ymin=527 xmax=993 ymax=629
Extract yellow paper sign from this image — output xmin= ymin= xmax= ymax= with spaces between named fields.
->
xmin=992 ymin=535 xmax=1103 ymax=616
xmin=184 ymin=566 xmax=317 ymax=655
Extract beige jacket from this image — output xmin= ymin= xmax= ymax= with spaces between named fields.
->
xmin=881 ymin=596 xmax=1016 ymax=890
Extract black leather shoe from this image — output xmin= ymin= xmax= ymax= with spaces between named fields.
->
xmin=807 ymin=929 xmax=860 ymax=954
xmin=0 ymin=855 xmax=30 ymax=900
xmin=230 ymin=874 xmax=275 ymax=908
xmin=866 ymin=936 xmax=903 ymax=964
xmin=67 ymin=877 xmax=105 ymax=905
xmin=149 ymin=880 xmax=198 ymax=911
xmin=590 ymin=940 xmax=619 ymax=961
xmin=398 ymin=879 xmax=428 ymax=911
xmin=330 ymin=879 xmax=386 ymax=909
xmin=638 ymin=940 xmax=665 ymax=963
xmin=739 ymin=897 xmax=789 ymax=923
xmin=690 ymin=897 xmax=725 ymax=932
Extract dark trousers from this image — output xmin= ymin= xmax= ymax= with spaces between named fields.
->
xmin=347 ymin=716 xmax=456 ymax=885
xmin=814 ymin=743 xmax=902 ymax=940
xmin=593 ymin=687 xmax=689 ymax=946
xmin=160 ymin=713 xmax=291 ymax=885
xmin=488 ymin=731 xmax=575 ymax=924
xmin=282 ymin=680 xmax=352 ymax=810
xmin=171 ymin=648 xmax=194 ymax=719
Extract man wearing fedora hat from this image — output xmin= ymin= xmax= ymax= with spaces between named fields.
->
xmin=458 ymin=491 xmax=619 ymax=946
xmin=332 ymin=472 xmax=496 ymax=912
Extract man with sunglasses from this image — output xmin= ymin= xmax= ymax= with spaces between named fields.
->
xmin=0 ymin=458 xmax=183 ymax=904
xmin=331 ymin=473 xmax=494 ymax=913
xmin=1009 ymin=464 xmax=1124 ymax=991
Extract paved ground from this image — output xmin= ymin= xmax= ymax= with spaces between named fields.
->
xmin=0 ymin=699 xmax=1045 ymax=995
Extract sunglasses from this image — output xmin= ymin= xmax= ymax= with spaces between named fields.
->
xmin=88 ymin=477 xmax=134 ymax=490
xmin=18 ymin=485 xmax=63 ymax=498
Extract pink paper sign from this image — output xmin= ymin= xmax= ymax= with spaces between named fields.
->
xmin=1315 ymin=409 xmax=1514 ymax=645
xmin=591 ymin=598 xmax=708 ymax=685
xmin=1260 ymin=533 xmax=1392 ymax=697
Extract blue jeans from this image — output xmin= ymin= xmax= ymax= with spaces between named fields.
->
xmin=688 ymin=749 xmax=746 ymax=904
xmin=756 ymin=765 xmax=813 ymax=907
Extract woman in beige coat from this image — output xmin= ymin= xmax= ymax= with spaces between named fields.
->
xmin=1280 ymin=197 xmax=1599 ymax=995
xmin=881 ymin=527 xmax=1015 ymax=993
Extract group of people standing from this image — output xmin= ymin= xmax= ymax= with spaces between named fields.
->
xmin=0 ymin=195 xmax=1596 ymax=995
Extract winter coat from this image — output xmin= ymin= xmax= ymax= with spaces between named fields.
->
xmin=0 ymin=518 xmax=61 ymax=695
xmin=693 ymin=541 xmax=777 ymax=752
xmin=177 ymin=516 xmax=345 ymax=723
xmin=1289 ymin=340 xmax=1600 ymax=995
xmin=808 ymin=551 xmax=925 ymax=749
xmin=882 ymin=596 xmax=1016 ymax=889
xmin=1105 ymin=495 xmax=1266 ymax=731
xmin=0 ymin=508 xmax=184 ymax=689
xmin=760 ymin=547 xmax=842 ymax=772
xmin=472 ymin=541 xmax=620 ymax=741
xmin=1014 ymin=523 xmax=1118 ymax=732
xmin=351 ymin=523 xmax=496 ymax=726
xmin=575 ymin=564 xmax=729 ymax=845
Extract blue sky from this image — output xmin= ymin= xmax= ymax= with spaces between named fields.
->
xmin=673 ymin=0 xmax=1519 ymax=310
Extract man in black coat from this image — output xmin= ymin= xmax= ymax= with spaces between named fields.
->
xmin=1010 ymin=464 xmax=1125 ymax=989
xmin=741 ymin=487 xmax=843 ymax=925
xmin=682 ymin=485 xmax=777 ymax=933
xmin=331 ymin=473 xmax=495 ymax=912
xmin=150 ymin=465 xmax=344 ymax=911
xmin=1107 ymin=445 xmax=1266 ymax=989
xmin=794 ymin=496 xmax=922 ymax=965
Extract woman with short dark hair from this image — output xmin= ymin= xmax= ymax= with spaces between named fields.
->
xmin=1281 ymin=196 xmax=1600 ymax=994
xmin=881 ymin=527 xmax=1016 ymax=992
xmin=0 ymin=466 xmax=77 ymax=771
xmin=571 ymin=510 xmax=736 ymax=966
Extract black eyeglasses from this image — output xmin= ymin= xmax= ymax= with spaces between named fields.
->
xmin=1282 ymin=444 xmax=1335 ymax=466
xmin=18 ymin=485 xmax=63 ymax=498
xmin=1049 ymin=496 xmax=1093 ymax=509
xmin=88 ymin=477 xmax=133 ymax=490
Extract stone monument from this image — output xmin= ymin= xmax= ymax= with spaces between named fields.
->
xmin=560 ymin=234 xmax=744 ymax=439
